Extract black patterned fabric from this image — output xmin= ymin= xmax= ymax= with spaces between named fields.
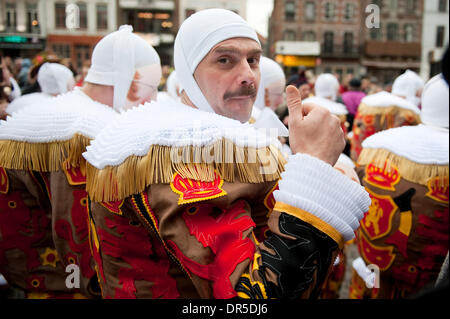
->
xmin=236 ymin=213 xmax=338 ymax=299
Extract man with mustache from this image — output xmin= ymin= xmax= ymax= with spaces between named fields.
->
xmin=83 ymin=9 xmax=370 ymax=299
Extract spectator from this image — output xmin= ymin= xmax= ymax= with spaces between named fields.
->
xmin=361 ymin=75 xmax=371 ymax=94
xmin=75 ymin=60 xmax=91 ymax=87
xmin=17 ymin=58 xmax=31 ymax=89
xmin=287 ymin=65 xmax=307 ymax=87
xmin=158 ymin=64 xmax=171 ymax=91
xmin=0 ymin=52 xmax=21 ymax=119
xmin=342 ymin=78 xmax=367 ymax=130
xmin=298 ymin=82 xmax=312 ymax=100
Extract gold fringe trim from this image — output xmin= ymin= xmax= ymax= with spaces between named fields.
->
xmin=86 ymin=138 xmax=287 ymax=202
xmin=0 ymin=133 xmax=91 ymax=172
xmin=357 ymin=103 xmax=421 ymax=126
xmin=357 ymin=148 xmax=449 ymax=187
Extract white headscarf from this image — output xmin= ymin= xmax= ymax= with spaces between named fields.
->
xmin=420 ymin=74 xmax=449 ymax=129
xmin=392 ymin=70 xmax=425 ymax=107
xmin=254 ymin=56 xmax=286 ymax=110
xmin=85 ymin=25 xmax=161 ymax=112
xmin=37 ymin=62 xmax=74 ymax=95
xmin=174 ymin=9 xmax=260 ymax=113
xmin=314 ymin=73 xmax=339 ymax=101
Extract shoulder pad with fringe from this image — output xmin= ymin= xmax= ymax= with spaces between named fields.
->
xmin=358 ymin=125 xmax=449 ymax=186
xmin=0 ymin=89 xmax=118 ymax=172
xmin=83 ymin=100 xmax=287 ymax=202
xmin=359 ymin=91 xmax=421 ymax=115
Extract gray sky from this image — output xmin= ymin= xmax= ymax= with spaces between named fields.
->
xmin=246 ymin=0 xmax=274 ymax=38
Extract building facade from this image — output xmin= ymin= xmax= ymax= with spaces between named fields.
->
xmin=268 ymin=0 xmax=364 ymax=78
xmin=0 ymin=0 xmax=47 ymax=58
xmin=45 ymin=0 xmax=117 ymax=74
xmin=361 ymin=0 xmax=424 ymax=85
xmin=420 ymin=0 xmax=449 ymax=80
xmin=268 ymin=0 xmax=427 ymax=85
xmin=117 ymin=0 xmax=177 ymax=66
xmin=177 ymin=0 xmax=246 ymax=24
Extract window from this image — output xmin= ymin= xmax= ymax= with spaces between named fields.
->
xmin=344 ymin=3 xmax=355 ymax=20
xmin=55 ymin=2 xmax=66 ymax=28
xmin=389 ymin=0 xmax=398 ymax=9
xmin=75 ymin=44 xmax=91 ymax=71
xmin=387 ymin=23 xmax=399 ymax=41
xmin=303 ymin=31 xmax=316 ymax=41
xmin=52 ymin=44 xmax=71 ymax=59
xmin=26 ymin=3 xmax=39 ymax=33
xmin=343 ymin=32 xmax=353 ymax=53
xmin=404 ymin=24 xmax=414 ymax=42
xmin=285 ymin=2 xmax=296 ymax=21
xmin=324 ymin=31 xmax=334 ymax=53
xmin=438 ymin=0 xmax=447 ymax=12
xmin=283 ymin=30 xmax=296 ymax=41
xmin=406 ymin=0 xmax=416 ymax=13
xmin=77 ymin=2 xmax=87 ymax=29
xmin=436 ymin=26 xmax=445 ymax=47
xmin=324 ymin=2 xmax=335 ymax=20
xmin=372 ymin=0 xmax=383 ymax=9
xmin=370 ymin=24 xmax=382 ymax=40
xmin=304 ymin=2 xmax=315 ymax=21
xmin=5 ymin=2 xmax=17 ymax=30
xmin=96 ymin=4 xmax=108 ymax=30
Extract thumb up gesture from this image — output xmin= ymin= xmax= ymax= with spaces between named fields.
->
xmin=286 ymin=85 xmax=345 ymax=166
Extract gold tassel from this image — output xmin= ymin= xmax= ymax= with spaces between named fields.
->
xmin=0 ymin=134 xmax=91 ymax=172
xmin=357 ymin=148 xmax=449 ymax=187
xmin=86 ymin=138 xmax=287 ymax=202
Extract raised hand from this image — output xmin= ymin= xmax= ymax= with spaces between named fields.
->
xmin=286 ymin=85 xmax=345 ymax=166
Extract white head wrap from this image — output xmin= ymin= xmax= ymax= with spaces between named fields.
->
xmin=85 ymin=25 xmax=161 ymax=112
xmin=314 ymin=73 xmax=339 ymax=101
xmin=254 ymin=56 xmax=286 ymax=110
xmin=392 ymin=70 xmax=425 ymax=107
xmin=37 ymin=63 xmax=74 ymax=95
xmin=174 ymin=9 xmax=260 ymax=113
xmin=420 ymin=74 xmax=449 ymax=129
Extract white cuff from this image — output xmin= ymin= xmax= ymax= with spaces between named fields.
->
xmin=274 ymin=153 xmax=371 ymax=242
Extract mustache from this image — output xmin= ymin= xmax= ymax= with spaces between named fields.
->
xmin=223 ymin=84 xmax=257 ymax=100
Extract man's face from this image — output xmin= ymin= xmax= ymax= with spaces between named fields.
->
xmin=0 ymin=59 xmax=11 ymax=85
xmin=194 ymin=38 xmax=262 ymax=123
xmin=362 ymin=79 xmax=370 ymax=89
xmin=266 ymin=79 xmax=285 ymax=111
xmin=124 ymin=64 xmax=161 ymax=110
xmin=298 ymin=83 xmax=311 ymax=100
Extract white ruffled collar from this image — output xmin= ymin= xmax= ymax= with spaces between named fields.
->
xmin=84 ymin=100 xmax=282 ymax=169
xmin=0 ymin=88 xmax=118 ymax=142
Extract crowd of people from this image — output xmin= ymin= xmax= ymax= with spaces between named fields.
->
xmin=0 ymin=8 xmax=448 ymax=301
